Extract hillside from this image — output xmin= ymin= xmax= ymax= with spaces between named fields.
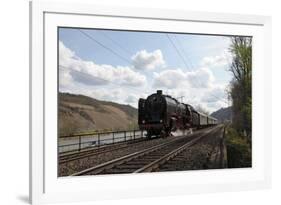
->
xmin=210 ymin=107 xmax=232 ymax=122
xmin=59 ymin=93 xmax=138 ymax=136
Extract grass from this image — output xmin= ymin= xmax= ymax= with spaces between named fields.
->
xmin=226 ymin=126 xmax=252 ymax=168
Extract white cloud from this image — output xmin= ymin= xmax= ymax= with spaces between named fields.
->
xmin=59 ymin=41 xmax=75 ymax=62
xmin=186 ymin=67 xmax=215 ymax=88
xmin=153 ymin=69 xmax=186 ymax=89
xmin=97 ymin=89 xmax=123 ymax=102
xmin=59 ymin=41 xmax=146 ymax=88
xmin=153 ymin=67 xmax=215 ymax=89
xmin=59 ymin=41 xmax=229 ymax=112
xmin=201 ymin=53 xmax=229 ymax=68
xmin=201 ymin=86 xmax=226 ymax=103
xmin=132 ymin=49 xmax=165 ymax=70
xmin=125 ymin=94 xmax=137 ymax=104
xmin=59 ymin=66 xmax=73 ymax=88
xmin=89 ymin=89 xmax=141 ymax=108
xmin=152 ymin=66 xmax=228 ymax=113
xmin=192 ymin=85 xmax=228 ymax=113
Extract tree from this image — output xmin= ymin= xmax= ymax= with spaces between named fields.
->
xmin=229 ymin=37 xmax=252 ymax=141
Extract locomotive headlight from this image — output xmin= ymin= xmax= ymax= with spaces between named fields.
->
xmin=142 ymin=120 xmax=145 ymax=124
xmin=160 ymin=120 xmax=163 ymax=123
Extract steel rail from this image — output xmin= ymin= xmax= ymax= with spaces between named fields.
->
xmin=133 ymin=127 xmax=216 ymax=173
xmin=69 ymin=126 xmax=221 ymax=176
xmin=70 ymin=135 xmax=188 ymax=176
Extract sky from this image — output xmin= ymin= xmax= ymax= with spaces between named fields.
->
xmin=59 ymin=27 xmax=234 ymax=113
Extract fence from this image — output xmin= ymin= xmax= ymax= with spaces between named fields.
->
xmin=58 ymin=130 xmax=145 ymax=154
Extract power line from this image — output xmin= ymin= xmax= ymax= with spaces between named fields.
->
xmin=166 ymin=34 xmax=205 ymax=89
xmin=173 ymin=35 xmax=196 ymax=70
xmin=78 ymin=29 xmax=145 ymax=70
xmin=98 ymin=31 xmax=134 ymax=56
xmin=174 ymin=36 xmax=226 ymax=103
xmin=73 ymin=29 xmax=229 ymax=105
xmin=166 ymin=34 xmax=197 ymax=79
xmin=78 ymin=29 xmax=132 ymax=65
xmin=79 ymin=30 xmax=218 ymax=106
xmin=172 ymin=34 xmax=229 ymax=104
xmin=166 ymin=34 xmax=228 ymax=105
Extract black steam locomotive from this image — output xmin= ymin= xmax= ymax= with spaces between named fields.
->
xmin=138 ymin=90 xmax=217 ymax=138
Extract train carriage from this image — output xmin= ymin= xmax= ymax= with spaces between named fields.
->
xmin=207 ymin=116 xmax=217 ymax=125
xmin=198 ymin=112 xmax=208 ymax=127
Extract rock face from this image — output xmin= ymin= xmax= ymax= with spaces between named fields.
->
xmin=211 ymin=107 xmax=232 ymax=123
xmin=59 ymin=93 xmax=138 ymax=136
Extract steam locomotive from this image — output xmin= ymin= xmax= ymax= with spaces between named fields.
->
xmin=138 ymin=90 xmax=217 ymax=138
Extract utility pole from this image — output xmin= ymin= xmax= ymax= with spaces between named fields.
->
xmin=177 ymin=96 xmax=184 ymax=103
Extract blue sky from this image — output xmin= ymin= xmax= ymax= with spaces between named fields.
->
xmin=59 ymin=27 xmax=233 ymax=112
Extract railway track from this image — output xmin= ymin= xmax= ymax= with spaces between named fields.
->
xmin=156 ymin=125 xmax=224 ymax=171
xmin=59 ymin=138 xmax=147 ymax=164
xmin=70 ymin=125 xmax=220 ymax=176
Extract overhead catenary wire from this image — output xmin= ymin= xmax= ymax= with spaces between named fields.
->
xmin=166 ymin=34 xmax=207 ymax=90
xmin=73 ymin=29 xmax=229 ymax=105
xmin=173 ymin=35 xmax=197 ymax=71
xmin=166 ymin=34 xmax=203 ymax=90
xmin=78 ymin=29 xmax=133 ymax=65
xmin=98 ymin=30 xmax=134 ymax=56
xmin=167 ymin=34 xmax=229 ymax=105
xmin=77 ymin=29 xmax=145 ymax=71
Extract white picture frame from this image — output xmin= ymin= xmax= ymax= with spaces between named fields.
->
xmin=30 ymin=1 xmax=272 ymax=204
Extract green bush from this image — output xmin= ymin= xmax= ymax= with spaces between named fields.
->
xmin=226 ymin=127 xmax=252 ymax=168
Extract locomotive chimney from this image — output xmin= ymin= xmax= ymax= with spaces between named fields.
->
xmin=157 ymin=90 xmax=163 ymax=95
